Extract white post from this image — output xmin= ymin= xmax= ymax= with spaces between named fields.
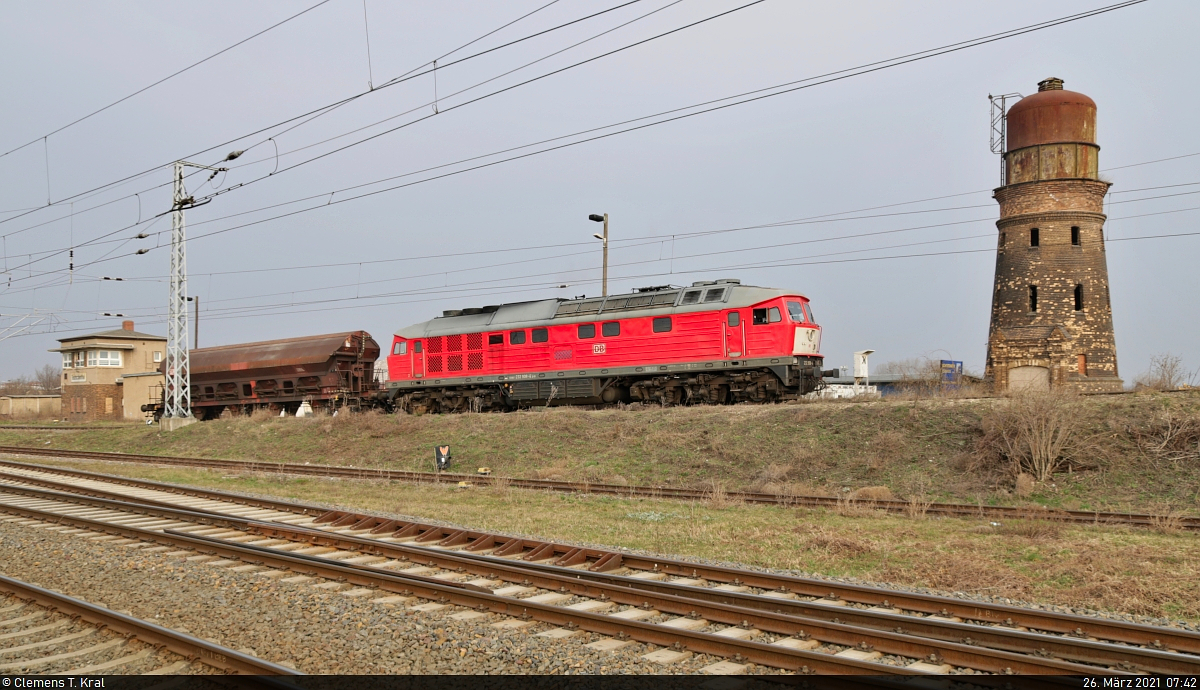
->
xmin=164 ymin=161 xmax=192 ymax=421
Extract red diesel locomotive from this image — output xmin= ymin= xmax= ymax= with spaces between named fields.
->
xmin=385 ymin=279 xmax=835 ymax=413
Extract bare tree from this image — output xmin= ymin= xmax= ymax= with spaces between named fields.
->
xmin=1135 ymin=353 xmax=1196 ymax=391
xmin=34 ymin=364 xmax=61 ymax=393
xmin=0 ymin=376 xmax=34 ymax=396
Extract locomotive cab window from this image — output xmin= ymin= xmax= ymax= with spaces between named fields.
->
xmin=509 ymin=330 xmax=526 ymax=345
xmin=488 ymin=334 xmax=503 ymax=345
xmin=769 ymin=307 xmax=781 ymax=323
xmin=727 ymin=312 xmax=739 ymax=327
xmin=532 ymin=328 xmax=548 ymax=343
xmin=602 ymin=322 xmax=620 ymax=337
xmin=393 ymin=341 xmax=407 ymax=355
xmin=652 ymin=317 xmax=672 ymax=333
xmin=752 ymin=308 xmax=768 ymax=325
xmin=413 ymin=341 xmax=422 ymax=353
xmin=786 ymin=301 xmax=805 ymax=323
xmin=578 ymin=324 xmax=596 ymax=339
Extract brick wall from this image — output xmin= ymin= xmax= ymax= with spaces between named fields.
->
xmin=985 ymin=177 xmax=1123 ymax=392
xmin=62 ymin=384 xmax=124 ymax=422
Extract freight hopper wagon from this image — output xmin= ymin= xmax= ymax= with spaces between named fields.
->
xmin=386 ymin=279 xmax=836 ymax=413
xmin=144 ymin=331 xmax=381 ymax=419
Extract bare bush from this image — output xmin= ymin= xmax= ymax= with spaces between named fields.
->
xmin=1135 ymin=353 xmax=1197 ymax=391
xmin=977 ymin=390 xmax=1092 ymax=481
xmin=998 ymin=519 xmax=1063 ymax=540
xmin=1128 ymin=408 xmax=1200 ymax=468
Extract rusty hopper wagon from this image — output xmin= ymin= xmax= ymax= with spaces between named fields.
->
xmin=144 ymin=331 xmax=381 ymax=420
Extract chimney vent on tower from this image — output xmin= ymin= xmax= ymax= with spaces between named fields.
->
xmin=122 ymin=320 xmax=134 ymax=331
xmin=1037 ymin=77 xmax=1064 ymax=92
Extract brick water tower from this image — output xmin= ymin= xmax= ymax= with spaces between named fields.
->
xmin=985 ymin=78 xmax=1123 ymax=392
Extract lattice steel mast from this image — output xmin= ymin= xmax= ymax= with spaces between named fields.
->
xmin=164 ymin=161 xmax=192 ymax=420
xmin=163 ymin=152 xmax=241 ymax=425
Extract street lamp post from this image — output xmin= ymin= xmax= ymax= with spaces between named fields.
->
xmin=588 ymin=213 xmax=608 ymax=297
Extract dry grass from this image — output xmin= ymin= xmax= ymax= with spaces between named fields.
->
xmin=26 ymin=456 xmax=1200 ymax=622
xmin=5 ymin=391 xmax=1200 ymax=515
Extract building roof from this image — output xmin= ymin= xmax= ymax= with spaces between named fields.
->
xmin=57 ymin=327 xmax=165 ymax=342
xmin=395 ymin=279 xmax=808 ymax=339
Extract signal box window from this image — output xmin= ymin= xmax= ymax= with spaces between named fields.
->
xmin=727 ymin=312 xmax=739 ymax=327
xmin=602 ymin=322 xmax=620 ymax=337
xmin=652 ymin=317 xmax=672 ymax=333
xmin=413 ymin=341 xmax=422 ymax=353
xmin=510 ymin=330 xmax=526 ymax=345
xmin=532 ymin=328 xmax=548 ymax=343
xmin=786 ymin=301 xmax=806 ymax=323
xmin=578 ymin=324 xmax=596 ymax=339
xmin=488 ymin=334 xmax=503 ymax=345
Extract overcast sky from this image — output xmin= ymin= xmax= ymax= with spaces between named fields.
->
xmin=0 ymin=0 xmax=1196 ymax=384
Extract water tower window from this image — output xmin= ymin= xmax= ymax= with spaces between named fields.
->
xmin=1029 ymin=285 xmax=1038 ymax=312
xmin=999 ymin=232 xmax=1005 ymax=248
xmin=1074 ymin=284 xmax=1083 ymax=311
xmin=1030 ymin=228 xmax=1040 ymax=247
xmin=1071 ymin=226 xmax=1081 ymax=245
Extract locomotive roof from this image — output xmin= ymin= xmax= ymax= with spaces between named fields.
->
xmin=394 ymin=280 xmax=806 ymax=339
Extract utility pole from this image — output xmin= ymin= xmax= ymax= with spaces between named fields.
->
xmin=162 ymin=151 xmax=240 ymax=430
xmin=589 ymin=213 xmax=609 ymax=297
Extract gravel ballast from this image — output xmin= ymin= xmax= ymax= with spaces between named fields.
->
xmin=0 ymin=519 xmax=780 ymax=674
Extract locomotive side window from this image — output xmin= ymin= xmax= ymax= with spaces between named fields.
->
xmin=413 ymin=341 xmax=422 ymax=353
xmin=680 ymin=290 xmax=702 ymax=305
xmin=652 ymin=317 xmax=672 ymax=333
xmin=510 ymin=330 xmax=527 ymax=345
xmin=488 ymin=334 xmax=503 ymax=345
xmin=752 ymin=308 xmax=768 ymax=325
xmin=727 ymin=312 xmax=739 ymax=327
xmin=532 ymin=328 xmax=548 ymax=343
xmin=578 ymin=324 xmax=596 ymax=339
xmin=805 ymin=303 xmax=815 ymax=322
xmin=702 ymin=288 xmax=725 ymax=303
xmin=786 ymin=301 xmax=805 ymax=323
xmin=768 ymin=307 xmax=782 ymax=323
xmin=602 ymin=322 xmax=620 ymax=337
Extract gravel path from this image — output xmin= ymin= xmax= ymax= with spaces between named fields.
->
xmin=0 ymin=519 xmax=783 ymax=675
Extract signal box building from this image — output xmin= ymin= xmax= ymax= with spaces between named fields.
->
xmin=50 ymin=320 xmax=166 ymax=421
xmin=985 ymin=78 xmax=1123 ymax=393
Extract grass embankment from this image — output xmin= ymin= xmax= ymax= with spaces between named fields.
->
xmin=19 ymin=457 xmax=1200 ymax=622
xmin=2 ymin=393 xmax=1197 ymax=620
xmin=3 ymin=392 xmax=1198 ymax=512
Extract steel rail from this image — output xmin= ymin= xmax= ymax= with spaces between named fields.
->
xmin=0 ymin=573 xmax=302 ymax=676
xmin=240 ymin=522 xmax=1196 ymax=675
xmin=0 ymin=484 xmax=1187 ymax=674
xmin=2 ymin=446 xmax=1195 ymax=530
xmin=0 ymin=500 xmax=932 ymax=675
xmin=3 ymin=458 xmax=1199 ymax=657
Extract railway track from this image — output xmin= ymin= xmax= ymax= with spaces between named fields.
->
xmin=0 ymin=573 xmax=299 ymax=675
xmin=2 ymin=445 xmax=1195 ymax=531
xmin=0 ymin=459 xmax=1197 ymax=675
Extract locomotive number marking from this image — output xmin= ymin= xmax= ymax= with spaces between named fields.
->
xmin=593 ymin=343 xmax=606 ymax=354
